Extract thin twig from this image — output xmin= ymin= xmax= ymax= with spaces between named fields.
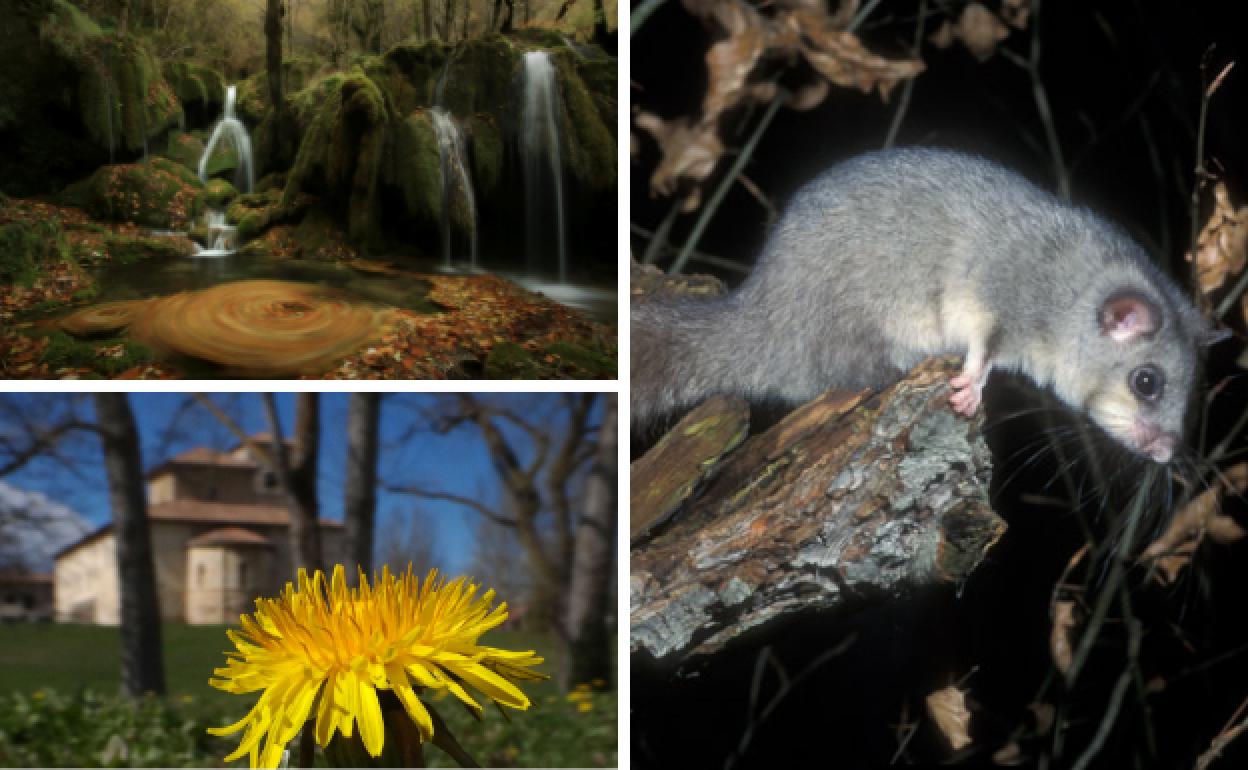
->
xmin=631 ymin=224 xmax=750 ymax=273
xmin=631 ymin=0 xmax=668 ymax=32
xmin=641 ymin=201 xmax=682 ymax=265
xmin=999 ymin=0 xmax=1069 ymax=199
xmin=671 ymin=94 xmax=787 ymax=274
xmin=883 ymin=0 xmax=926 ymax=148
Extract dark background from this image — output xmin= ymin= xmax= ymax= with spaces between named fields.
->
xmin=631 ymin=1 xmax=1248 ymax=767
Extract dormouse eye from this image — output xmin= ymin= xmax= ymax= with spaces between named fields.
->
xmin=1129 ymin=365 xmax=1164 ymax=402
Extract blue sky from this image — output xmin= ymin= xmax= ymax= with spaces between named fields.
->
xmin=0 ymin=393 xmax=597 ymax=575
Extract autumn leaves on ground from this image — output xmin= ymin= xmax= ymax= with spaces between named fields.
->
xmin=0 ymin=195 xmax=614 ymax=380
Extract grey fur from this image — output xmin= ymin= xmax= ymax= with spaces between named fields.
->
xmin=632 ymin=148 xmax=1210 ymax=460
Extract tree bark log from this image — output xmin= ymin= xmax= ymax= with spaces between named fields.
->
xmin=630 ymin=357 xmax=1006 ymax=665
xmin=561 ymin=394 xmax=618 ymax=690
xmin=94 ymin=393 xmax=166 ymax=696
xmin=344 ymin=393 xmax=381 ymax=579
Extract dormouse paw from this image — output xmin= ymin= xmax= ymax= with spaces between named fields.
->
xmin=948 ymin=372 xmax=983 ymax=417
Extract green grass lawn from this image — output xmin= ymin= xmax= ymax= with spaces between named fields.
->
xmin=0 ymin=623 xmax=616 ymax=767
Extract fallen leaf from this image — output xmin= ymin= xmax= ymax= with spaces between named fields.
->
xmin=927 ymin=685 xmax=973 ymax=751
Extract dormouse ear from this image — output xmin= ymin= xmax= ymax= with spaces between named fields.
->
xmin=1099 ymin=291 xmax=1160 ymax=342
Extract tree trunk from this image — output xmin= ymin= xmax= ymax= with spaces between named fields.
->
xmin=461 ymin=396 xmax=562 ymax=631
xmin=560 ymin=394 xmax=617 ymax=690
xmin=265 ymin=0 xmax=291 ymax=167
xmin=94 ymin=394 xmax=165 ymax=697
xmin=548 ymin=394 xmax=594 ymax=592
xmin=630 ymin=358 xmax=1006 ymax=665
xmin=422 ymin=0 xmax=434 ymax=40
xmin=344 ymin=393 xmax=381 ymax=580
xmin=443 ymin=0 xmax=454 ymax=43
xmin=263 ymin=394 xmax=323 ymax=575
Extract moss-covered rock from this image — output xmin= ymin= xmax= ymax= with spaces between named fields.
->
xmin=104 ymin=232 xmax=194 ymax=264
xmin=38 ymin=3 xmax=182 ymax=156
xmin=282 ymin=70 xmax=389 ymax=253
xmin=552 ymin=50 xmax=616 ymax=192
xmin=437 ymin=36 xmax=522 ymax=127
xmin=466 ymin=114 xmax=503 ymax=201
xmin=390 ymin=110 xmax=443 ymax=232
xmin=65 ymin=160 xmax=201 ymax=229
xmin=161 ymin=131 xmax=205 ymax=173
xmin=237 ymin=57 xmax=324 ymax=124
xmin=371 ymin=40 xmax=451 ymax=116
xmin=203 ymin=179 xmax=238 ymax=208
xmin=162 ymin=60 xmax=225 ymax=124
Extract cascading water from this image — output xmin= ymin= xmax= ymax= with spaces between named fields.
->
xmin=192 ymin=209 xmax=238 ymax=258
xmin=191 ymin=84 xmax=254 ymax=258
xmin=199 ymin=84 xmax=255 ymax=194
xmin=430 ymin=107 xmax=479 ymax=270
xmin=521 ymin=51 xmax=568 ymax=283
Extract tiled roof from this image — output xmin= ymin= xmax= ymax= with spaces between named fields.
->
xmin=148 ymin=500 xmax=292 ymax=524
xmin=186 ymin=526 xmax=274 ymax=548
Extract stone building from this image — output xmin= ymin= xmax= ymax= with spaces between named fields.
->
xmin=54 ymin=436 xmax=343 ymax=625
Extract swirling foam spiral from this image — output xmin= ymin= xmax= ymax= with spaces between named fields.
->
xmin=58 ymin=280 xmax=390 ymax=376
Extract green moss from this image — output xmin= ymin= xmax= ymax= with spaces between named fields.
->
xmin=71 ymin=161 xmax=201 ymax=229
xmin=39 ymin=10 xmax=183 ymax=156
xmin=552 ymin=52 xmax=615 ymax=192
xmin=149 ymin=156 xmax=201 ymax=188
xmin=203 ymin=179 xmax=238 ymax=207
xmin=437 ymin=37 xmax=522 ymax=125
xmin=282 ymin=70 xmax=389 ymax=253
xmin=390 ymin=110 xmax=443 ymax=229
xmin=376 ymin=40 xmax=451 ymax=115
xmin=237 ymin=58 xmax=324 ymax=124
xmin=0 ymin=219 xmax=68 ymax=287
xmin=104 ymin=233 xmax=190 ymax=264
xmin=466 ymin=115 xmax=503 ymax=200
xmin=40 ymin=331 xmax=153 ymax=376
xmin=484 ymin=342 xmax=546 ymax=379
xmin=161 ymin=60 xmax=225 ymax=113
xmin=545 ymin=341 xmax=617 ymax=377
xmin=161 ymin=132 xmax=205 ymax=172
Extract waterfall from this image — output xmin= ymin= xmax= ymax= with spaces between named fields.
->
xmin=521 ymin=51 xmax=568 ymax=283
xmin=198 ymin=84 xmax=255 ymax=194
xmin=191 ymin=208 xmax=238 ymax=258
xmin=430 ymin=107 xmax=479 ymax=270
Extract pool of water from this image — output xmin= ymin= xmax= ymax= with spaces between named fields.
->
xmin=93 ymin=251 xmax=617 ymax=323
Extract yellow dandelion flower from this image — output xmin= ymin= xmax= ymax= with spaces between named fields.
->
xmin=577 ymin=701 xmax=594 ymax=713
xmin=208 ymin=564 xmax=547 ymax=768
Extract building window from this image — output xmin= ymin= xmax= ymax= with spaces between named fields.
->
xmin=197 ymin=564 xmax=206 ymax=588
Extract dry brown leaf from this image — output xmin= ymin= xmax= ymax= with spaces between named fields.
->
xmin=1189 ymin=181 xmax=1248 ymax=295
xmin=929 ymin=20 xmax=955 ymax=49
xmin=954 ymin=3 xmax=1011 ymax=62
xmin=1208 ymin=512 xmax=1247 ymax=545
xmin=784 ymin=8 xmax=925 ymax=100
xmin=634 ymin=113 xmax=726 ymax=199
xmin=1140 ymin=462 xmax=1248 ymax=583
xmin=1001 ymin=0 xmax=1031 ymax=29
xmin=926 ymin=685 xmax=973 ymax=751
xmin=993 ymin=742 xmax=1024 ymax=765
xmin=703 ymin=27 xmax=768 ymax=122
xmin=788 ymin=78 xmax=831 ymax=111
xmin=1050 ymin=600 xmax=1077 ymax=674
